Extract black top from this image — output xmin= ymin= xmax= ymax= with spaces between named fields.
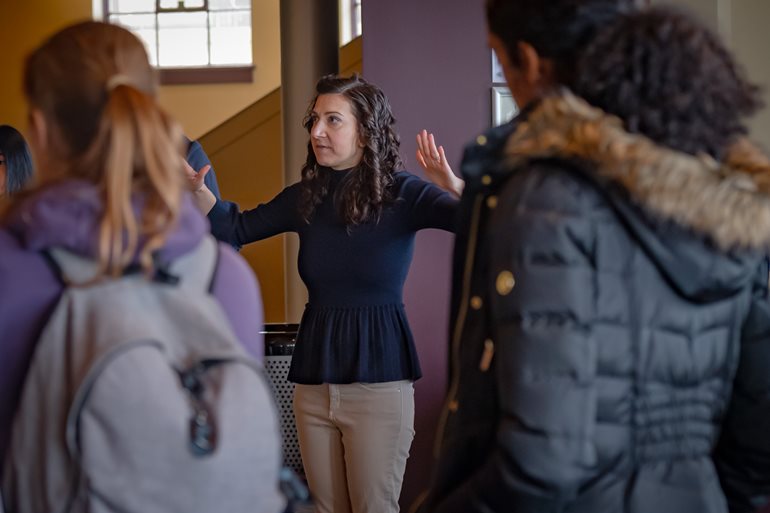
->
xmin=207 ymin=169 xmax=458 ymax=383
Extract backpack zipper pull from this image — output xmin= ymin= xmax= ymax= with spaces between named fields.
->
xmin=180 ymin=363 xmax=218 ymax=456
xmin=189 ymin=404 xmax=215 ymax=456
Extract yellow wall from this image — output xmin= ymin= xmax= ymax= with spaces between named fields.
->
xmin=0 ymin=0 xmax=281 ymax=140
xmin=158 ymin=0 xmax=281 ymax=139
xmin=199 ymin=89 xmax=286 ymax=322
xmin=339 ymin=35 xmax=363 ymax=77
xmin=0 ymin=0 xmax=92 ymax=131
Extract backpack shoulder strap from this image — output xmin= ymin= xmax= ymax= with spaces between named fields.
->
xmin=43 ymin=235 xmax=220 ymax=292
xmin=166 ymin=234 xmax=220 ymax=293
xmin=43 ymin=248 xmax=101 ymax=286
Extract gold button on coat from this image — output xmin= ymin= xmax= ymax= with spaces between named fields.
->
xmin=476 ymin=135 xmax=488 ymax=146
xmin=496 ymin=271 xmax=515 ymax=296
xmin=470 ymin=296 xmax=483 ymax=310
xmin=481 ymin=175 xmax=492 ymax=185
xmin=486 ymin=196 xmax=498 ymax=209
xmin=448 ymin=400 xmax=459 ymax=412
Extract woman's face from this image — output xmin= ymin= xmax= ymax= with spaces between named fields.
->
xmin=309 ymin=93 xmax=365 ymax=170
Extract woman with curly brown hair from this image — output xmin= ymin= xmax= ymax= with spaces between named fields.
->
xmin=188 ymin=73 xmax=458 ymax=513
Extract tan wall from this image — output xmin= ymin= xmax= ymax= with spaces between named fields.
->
xmin=0 ymin=0 xmax=281 ymax=141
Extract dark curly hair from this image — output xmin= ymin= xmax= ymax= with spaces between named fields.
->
xmin=299 ymin=74 xmax=403 ymax=226
xmin=574 ymin=7 xmax=762 ymax=159
xmin=485 ymin=0 xmax=635 ymax=86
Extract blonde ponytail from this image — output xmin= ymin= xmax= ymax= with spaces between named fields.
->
xmin=96 ymin=83 xmax=184 ymax=278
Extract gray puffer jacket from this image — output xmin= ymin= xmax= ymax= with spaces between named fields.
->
xmin=422 ymin=92 xmax=770 ymax=513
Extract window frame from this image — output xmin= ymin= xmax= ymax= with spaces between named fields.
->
xmin=102 ymin=0 xmax=254 ymax=85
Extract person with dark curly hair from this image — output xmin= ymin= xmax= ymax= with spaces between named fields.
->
xmin=415 ymin=3 xmax=770 ymax=513
xmin=0 ymin=125 xmax=33 ymax=197
xmin=187 ymin=73 xmax=458 ymax=513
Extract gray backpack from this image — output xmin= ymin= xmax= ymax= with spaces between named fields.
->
xmin=2 ymin=235 xmax=286 ymax=513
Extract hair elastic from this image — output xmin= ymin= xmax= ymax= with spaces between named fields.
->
xmin=106 ymin=74 xmax=135 ymax=91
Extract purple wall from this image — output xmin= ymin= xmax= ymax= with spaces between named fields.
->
xmin=362 ymin=0 xmax=491 ymax=508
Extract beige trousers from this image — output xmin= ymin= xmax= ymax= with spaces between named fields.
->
xmin=293 ymin=381 xmax=415 ymax=513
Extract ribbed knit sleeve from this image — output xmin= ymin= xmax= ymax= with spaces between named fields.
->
xmin=397 ymin=172 xmax=459 ymax=232
xmin=207 ymin=184 xmax=303 ymax=246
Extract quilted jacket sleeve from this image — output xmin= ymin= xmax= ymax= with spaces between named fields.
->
xmin=715 ymin=259 xmax=770 ymax=513
xmin=430 ymin=162 xmax=604 ymax=513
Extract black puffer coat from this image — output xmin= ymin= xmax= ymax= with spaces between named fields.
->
xmin=420 ymin=92 xmax=770 ymax=513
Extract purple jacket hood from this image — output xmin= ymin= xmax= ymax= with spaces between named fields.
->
xmin=5 ymin=180 xmax=208 ymax=262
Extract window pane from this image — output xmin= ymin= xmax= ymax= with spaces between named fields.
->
xmin=184 ymin=0 xmax=206 ymax=8
xmin=208 ymin=0 xmax=250 ymax=10
xmin=158 ymin=12 xmax=208 ymax=66
xmin=111 ymin=14 xmax=158 ymax=66
xmin=109 ymin=0 xmax=155 ymax=14
xmin=158 ymin=0 xmax=179 ymax=8
xmin=353 ymin=0 xmax=362 ymax=37
xmin=209 ymin=11 xmax=251 ymax=65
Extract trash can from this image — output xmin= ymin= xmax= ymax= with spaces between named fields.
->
xmin=262 ymin=323 xmax=303 ymax=476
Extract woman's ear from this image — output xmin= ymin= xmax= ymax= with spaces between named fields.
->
xmin=27 ymin=108 xmax=52 ymax=176
xmin=517 ymin=41 xmax=556 ymax=90
xmin=28 ymin=109 xmax=49 ymax=155
xmin=488 ymin=33 xmax=550 ymax=107
xmin=516 ymin=41 xmax=543 ymax=86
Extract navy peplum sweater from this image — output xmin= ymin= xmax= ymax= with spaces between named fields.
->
xmin=207 ymin=168 xmax=458 ymax=383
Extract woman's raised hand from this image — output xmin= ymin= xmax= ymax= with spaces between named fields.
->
xmin=416 ymin=129 xmax=464 ymax=198
xmin=183 ymin=159 xmax=211 ymax=192
xmin=182 ymin=159 xmax=217 ymax=214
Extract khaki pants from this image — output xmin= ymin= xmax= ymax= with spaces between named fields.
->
xmin=293 ymin=381 xmax=415 ymax=513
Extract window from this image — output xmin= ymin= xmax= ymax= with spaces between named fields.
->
xmin=101 ymin=0 xmax=253 ymax=84
xmin=339 ymin=0 xmax=362 ymax=46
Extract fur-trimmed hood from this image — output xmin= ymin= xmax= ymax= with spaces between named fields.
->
xmin=506 ymin=90 xmax=770 ymax=251
xmin=504 ymin=90 xmax=770 ymax=298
